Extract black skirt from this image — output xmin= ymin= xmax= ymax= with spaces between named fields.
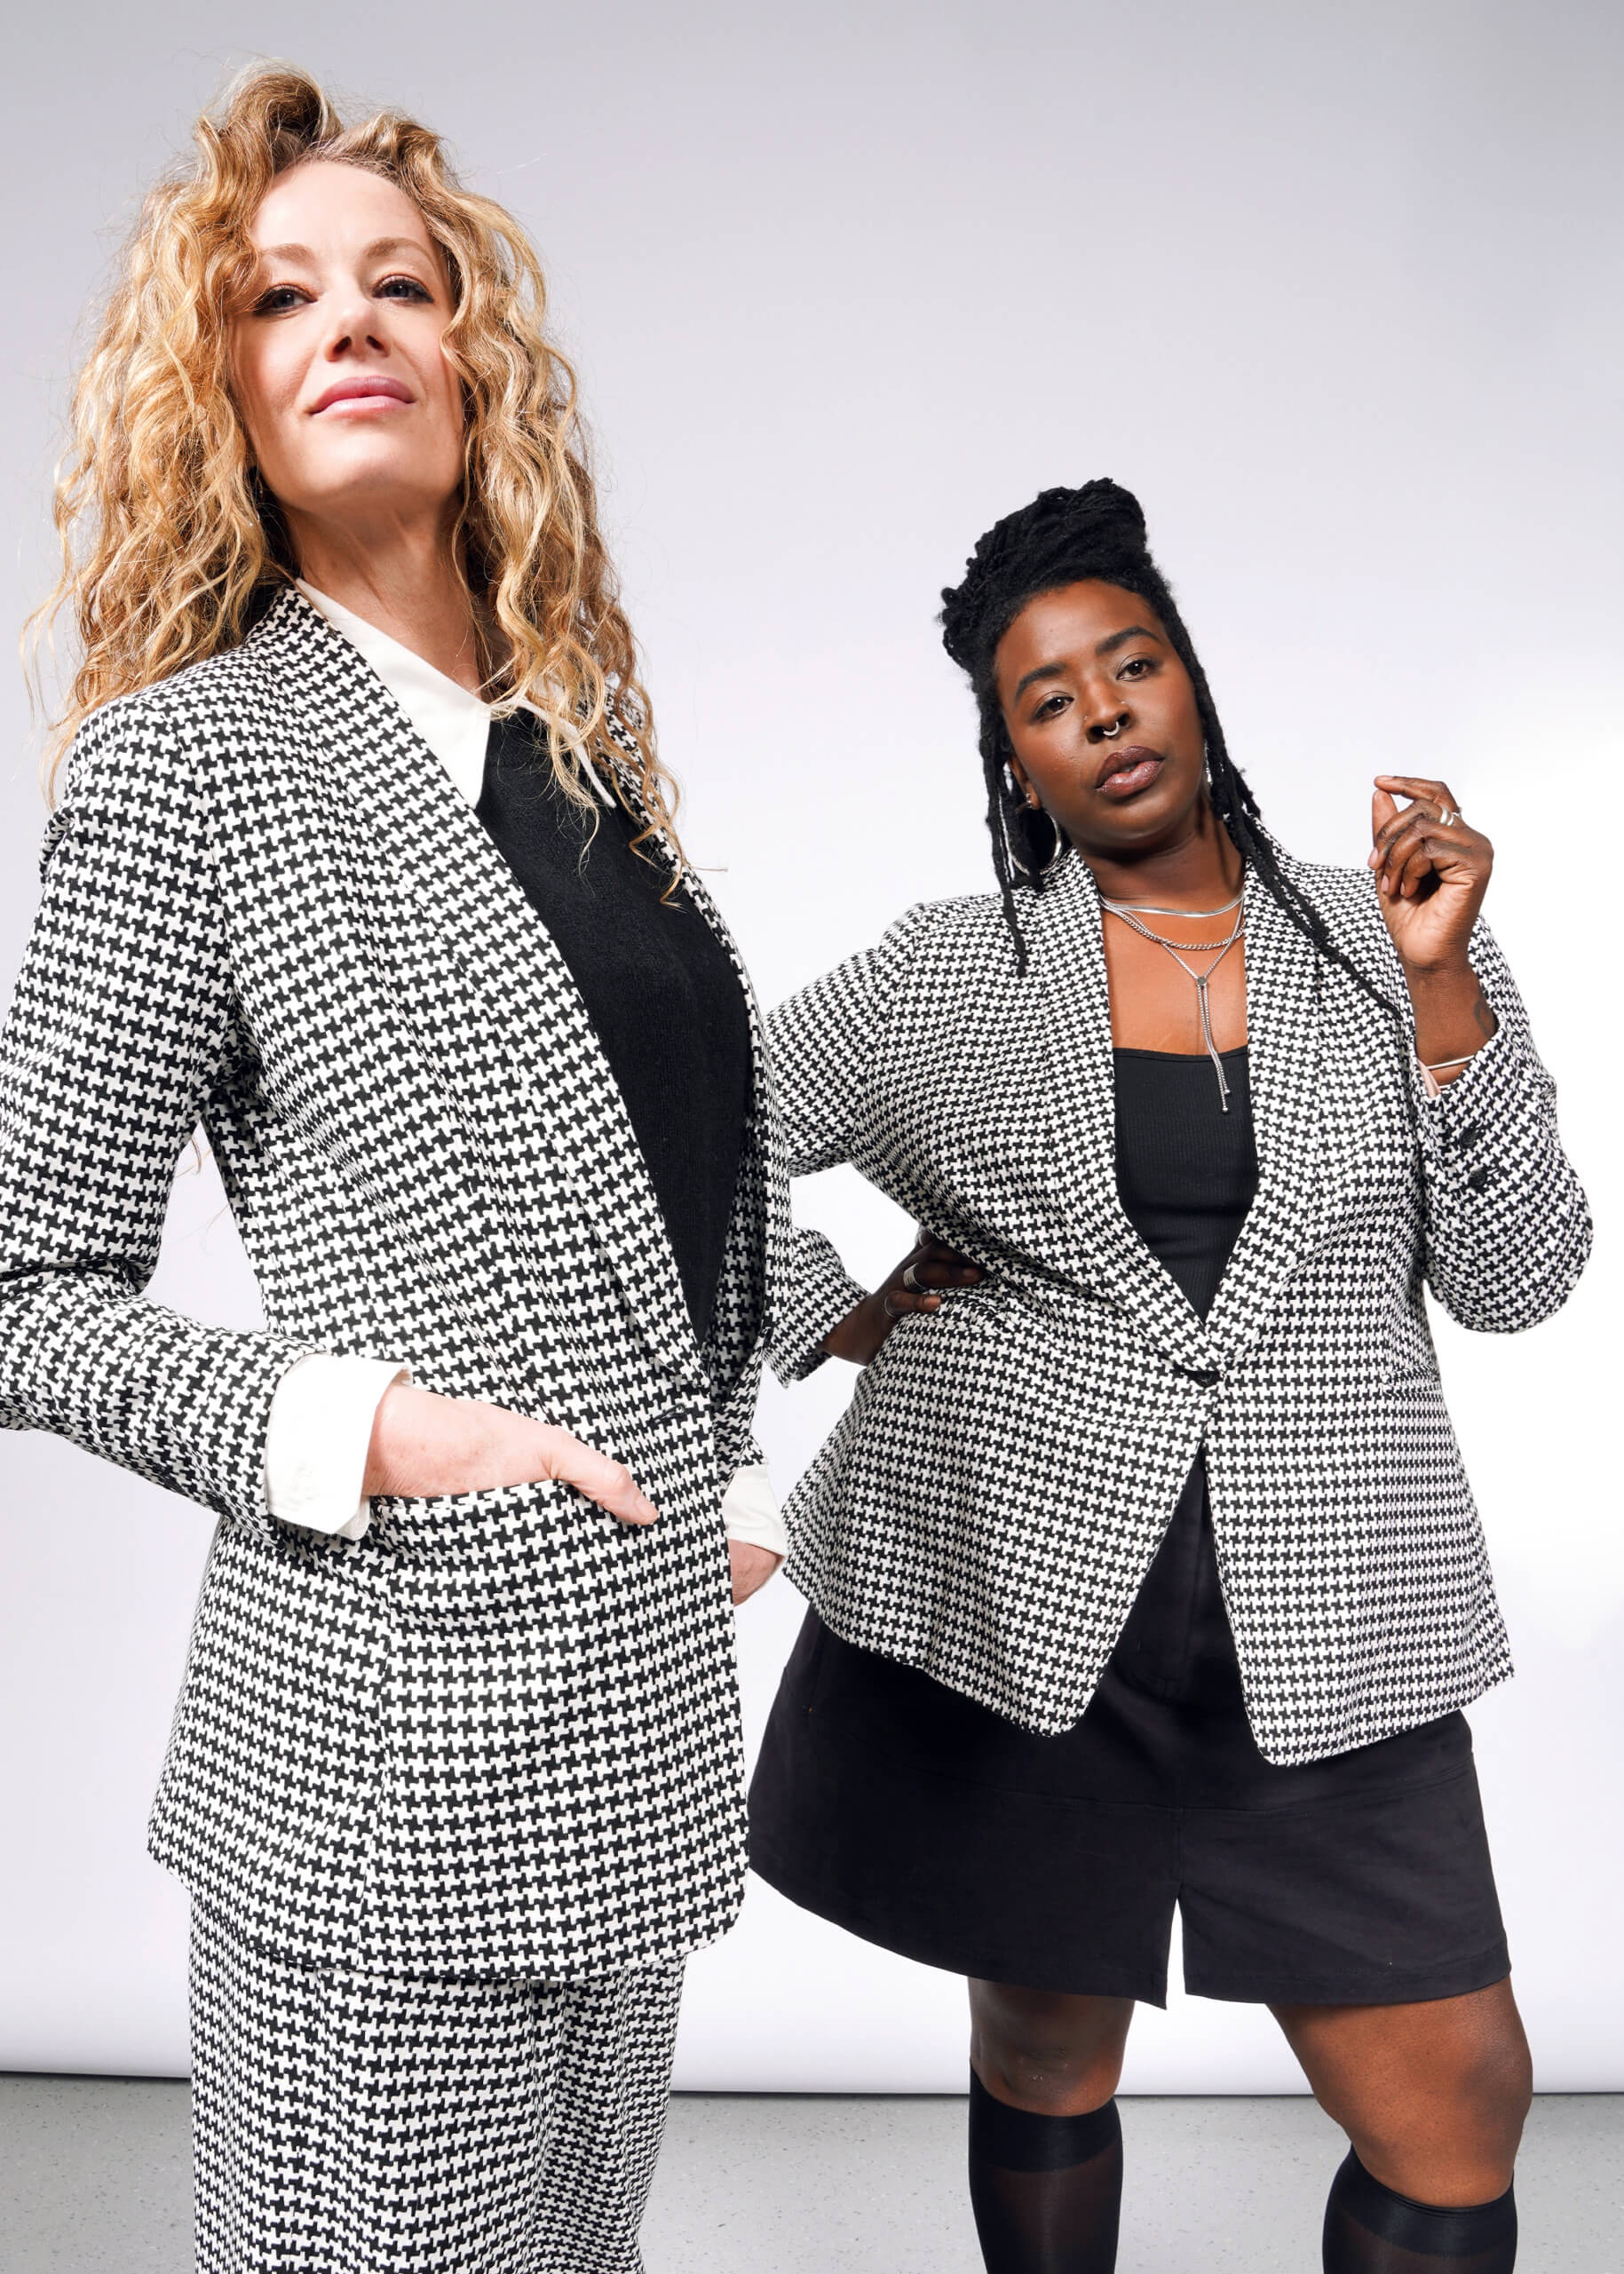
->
xmin=749 ymin=1596 xmax=1509 ymax=2007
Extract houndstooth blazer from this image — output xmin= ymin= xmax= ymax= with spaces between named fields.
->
xmin=0 ymin=587 xmax=788 ymax=1980
xmin=770 ymin=850 xmax=1590 ymax=1764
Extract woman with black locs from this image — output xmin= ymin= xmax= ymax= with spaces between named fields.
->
xmin=749 ymin=483 xmax=1590 ymax=2270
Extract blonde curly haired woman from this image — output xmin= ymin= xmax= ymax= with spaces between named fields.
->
xmin=2 ymin=64 xmax=786 ymax=2273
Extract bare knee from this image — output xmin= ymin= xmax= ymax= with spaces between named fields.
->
xmin=1281 ymin=1987 xmax=1533 ymax=2206
xmin=968 ymin=1980 xmax=1134 ymax=2118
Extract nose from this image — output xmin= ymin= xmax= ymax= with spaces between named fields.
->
xmin=1084 ymin=694 xmax=1133 ymax=742
xmin=321 ymin=289 xmax=389 ymax=361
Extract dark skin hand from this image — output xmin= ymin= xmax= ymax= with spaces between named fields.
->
xmin=822 ymin=578 xmax=1518 ymax=2201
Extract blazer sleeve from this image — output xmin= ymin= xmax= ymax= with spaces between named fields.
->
xmin=0 ymin=704 xmax=312 ymax=1530
xmin=1414 ymin=919 xmax=1592 ymax=1333
xmin=765 ymin=904 xmax=929 ymax=1383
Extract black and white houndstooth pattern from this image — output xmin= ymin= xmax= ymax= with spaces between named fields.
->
xmin=189 ymin=1902 xmax=682 ymax=2272
xmin=769 ymin=850 xmax=1590 ymax=1763
xmin=0 ymin=588 xmax=788 ymax=1978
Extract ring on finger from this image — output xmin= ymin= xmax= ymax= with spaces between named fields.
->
xmin=901 ymin=1263 xmax=923 ymax=1293
xmin=1437 ymin=804 xmax=1461 ymax=828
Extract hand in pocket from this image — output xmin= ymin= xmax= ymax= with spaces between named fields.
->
xmin=362 ymin=1384 xmax=659 ymax=1525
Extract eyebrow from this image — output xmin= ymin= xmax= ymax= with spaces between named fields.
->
xmin=1011 ymin=624 xmax=1163 ymax=702
xmin=251 ymin=236 xmax=435 ymax=267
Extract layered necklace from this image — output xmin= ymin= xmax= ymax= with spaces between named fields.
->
xmin=1100 ymin=888 xmax=1245 ymax=1110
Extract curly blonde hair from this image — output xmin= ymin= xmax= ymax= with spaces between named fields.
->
xmin=32 ymin=61 xmax=676 ymax=836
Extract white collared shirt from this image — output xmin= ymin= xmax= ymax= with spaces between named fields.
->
xmin=262 ymin=583 xmax=785 ymax=1559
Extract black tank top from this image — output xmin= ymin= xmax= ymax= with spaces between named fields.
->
xmin=1109 ymin=1045 xmax=1256 ymax=1705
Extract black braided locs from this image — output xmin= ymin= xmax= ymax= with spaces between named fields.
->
xmin=939 ymin=479 xmax=1404 ymax=1029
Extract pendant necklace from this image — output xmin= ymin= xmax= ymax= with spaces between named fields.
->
xmin=1100 ymin=889 xmax=1245 ymax=1110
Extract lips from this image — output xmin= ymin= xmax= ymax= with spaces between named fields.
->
xmin=309 ymin=376 xmax=414 ymax=414
xmin=1096 ymin=743 xmax=1166 ymax=800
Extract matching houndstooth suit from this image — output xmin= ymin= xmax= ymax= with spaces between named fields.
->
xmin=0 ymin=588 xmax=788 ymax=2270
xmin=768 ymin=850 xmax=1590 ymax=1764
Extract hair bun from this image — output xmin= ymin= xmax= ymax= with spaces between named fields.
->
xmin=939 ymin=479 xmax=1148 ymax=670
xmin=1027 ymin=479 xmax=1146 ymax=546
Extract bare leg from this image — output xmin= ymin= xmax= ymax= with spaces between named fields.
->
xmin=963 ymin=1983 xmax=1137 ymax=2271
xmin=969 ymin=1982 xmax=1136 ymax=2115
xmin=1276 ymin=1981 xmax=1528 ymax=2270
xmin=1273 ymin=1981 xmax=1531 ymax=2205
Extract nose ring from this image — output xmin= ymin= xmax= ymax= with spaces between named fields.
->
xmin=1101 ymin=719 xmax=1122 ymax=738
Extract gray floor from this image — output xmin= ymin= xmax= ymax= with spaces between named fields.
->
xmin=0 ymin=2078 xmax=1618 ymax=2271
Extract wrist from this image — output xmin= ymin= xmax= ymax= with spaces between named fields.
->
xmin=1397 ymin=947 xmax=1476 ymax=986
xmin=822 ymin=1290 xmax=885 ymax=1365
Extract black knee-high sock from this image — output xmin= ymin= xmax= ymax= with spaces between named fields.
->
xmin=1324 ymin=2150 xmax=1517 ymax=2272
xmin=967 ymin=2069 xmax=1122 ymax=2273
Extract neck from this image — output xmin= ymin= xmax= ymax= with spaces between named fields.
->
xmin=289 ymin=508 xmax=484 ymax=694
xmin=1077 ymin=801 xmax=1244 ymax=907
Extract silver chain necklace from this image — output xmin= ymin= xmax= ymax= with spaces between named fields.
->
xmin=1101 ymin=891 xmax=1245 ymax=1110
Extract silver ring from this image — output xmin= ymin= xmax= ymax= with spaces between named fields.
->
xmin=1101 ymin=720 xmax=1121 ymax=739
xmin=901 ymin=1264 xmax=923 ymax=1294
xmin=881 ymin=1289 xmax=902 ymax=1321
xmin=1437 ymin=805 xmax=1461 ymax=828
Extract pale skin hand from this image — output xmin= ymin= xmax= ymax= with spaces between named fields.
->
xmin=364 ymin=1383 xmax=779 ymax=1604
xmin=362 ymin=1382 xmax=658 ymax=1526
xmin=1369 ymin=774 xmax=1499 ymax=1081
xmin=727 ymin=1540 xmax=782 ymax=1604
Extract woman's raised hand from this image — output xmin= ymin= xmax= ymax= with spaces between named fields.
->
xmin=821 ymin=1232 xmax=985 ymax=1367
xmin=1368 ymin=777 xmax=1493 ymax=971
xmin=1368 ymin=777 xmax=1500 ymax=1077
xmin=362 ymin=1383 xmax=659 ymax=1525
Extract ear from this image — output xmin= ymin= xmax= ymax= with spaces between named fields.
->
xmin=1007 ymin=753 xmax=1039 ymax=808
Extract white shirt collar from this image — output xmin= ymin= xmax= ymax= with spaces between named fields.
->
xmin=296 ymin=580 xmax=619 ymax=812
xmin=296 ymin=579 xmax=494 ymax=805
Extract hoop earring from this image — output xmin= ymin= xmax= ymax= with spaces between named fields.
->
xmin=1002 ymin=793 xmax=1066 ymax=880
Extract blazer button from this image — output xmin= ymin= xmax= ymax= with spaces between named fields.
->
xmin=1185 ymin=1366 xmax=1220 ymax=1388
xmin=1456 ymin=1121 xmax=1481 ymax=1149
xmin=1466 ymin=1164 xmax=1499 ymax=1192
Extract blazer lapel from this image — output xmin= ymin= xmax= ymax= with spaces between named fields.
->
xmin=1029 ymin=857 xmax=1214 ymax=1371
xmin=256 ymin=591 xmax=705 ymax=1398
xmin=1204 ymin=867 xmax=1326 ymax=1362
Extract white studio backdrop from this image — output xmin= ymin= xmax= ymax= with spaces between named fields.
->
xmin=2 ymin=0 xmax=1619 ymax=2093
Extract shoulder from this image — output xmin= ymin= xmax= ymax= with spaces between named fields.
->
xmin=59 ymin=617 xmax=289 ymax=814
xmin=44 ymin=638 xmax=286 ymax=889
xmin=882 ymin=885 xmax=1017 ymax=961
xmin=1270 ymin=846 xmax=1391 ymax=950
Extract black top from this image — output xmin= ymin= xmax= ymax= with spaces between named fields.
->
xmin=1109 ymin=1045 xmax=1257 ymax=1706
xmin=1113 ymin=1046 xmax=1258 ymax=1321
xmin=475 ymin=712 xmax=753 ymax=1339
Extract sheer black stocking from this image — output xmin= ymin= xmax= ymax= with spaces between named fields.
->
xmin=967 ymin=2070 xmax=1122 ymax=2273
xmin=1324 ymin=2150 xmax=1517 ymax=2272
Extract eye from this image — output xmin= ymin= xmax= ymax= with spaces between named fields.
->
xmin=1033 ymin=692 xmax=1071 ymax=721
xmin=1118 ymin=654 xmax=1157 ymax=679
xmin=376 ymin=273 xmax=434 ymax=303
xmin=250 ymin=283 xmax=310 ymax=316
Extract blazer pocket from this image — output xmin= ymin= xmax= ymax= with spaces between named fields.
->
xmin=366 ymin=1476 xmax=654 ymax=1630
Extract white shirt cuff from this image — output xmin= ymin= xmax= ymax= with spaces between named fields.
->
xmin=721 ymin=1462 xmax=788 ymax=1558
xmin=265 ymin=1353 xmax=412 ymax=1541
